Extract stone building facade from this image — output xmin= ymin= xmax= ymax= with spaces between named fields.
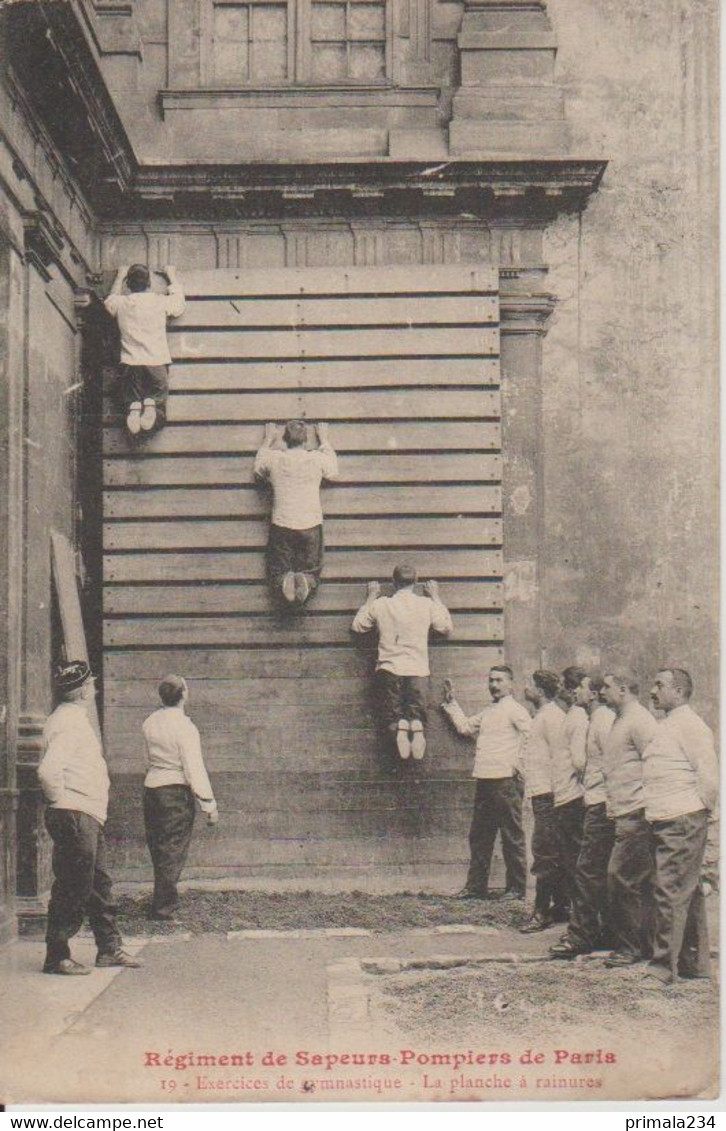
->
xmin=0 ymin=0 xmax=717 ymax=938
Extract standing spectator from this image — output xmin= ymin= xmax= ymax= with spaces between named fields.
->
xmin=550 ymin=673 xmax=616 ymax=958
xmin=38 ymin=661 xmax=141 ymax=974
xmin=142 ymin=675 xmax=219 ymax=922
xmin=642 ymin=668 xmax=718 ymax=985
xmin=519 ymin=670 xmax=569 ymax=934
xmin=351 ymin=564 xmax=452 ymax=760
xmin=551 ymin=666 xmax=588 ymax=913
xmin=105 ymin=264 xmax=185 ymax=435
xmin=254 ymin=421 xmax=338 ymax=608
xmin=441 ymin=666 xmax=530 ymax=901
xmin=600 ymin=670 xmax=658 ymax=967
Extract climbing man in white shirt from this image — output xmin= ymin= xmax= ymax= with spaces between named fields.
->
xmin=254 ymin=420 xmax=338 ymax=608
xmin=441 ymin=665 xmax=530 ymax=902
xmin=351 ymin=564 xmax=453 ymax=760
xmin=105 ymin=263 xmax=185 ymax=436
xmin=38 ymin=661 xmax=141 ymax=974
xmin=642 ymin=667 xmax=719 ymax=985
xmin=142 ymin=675 xmax=219 ymax=922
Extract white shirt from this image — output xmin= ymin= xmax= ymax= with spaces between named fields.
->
xmin=38 ymin=703 xmax=110 ymax=825
xmin=523 ymin=700 xmax=565 ymax=799
xmin=253 ymin=444 xmax=339 ymax=529
xmin=351 ymin=588 xmax=453 ymax=677
xmin=584 ymin=704 xmax=615 ymax=807
xmin=553 ymin=704 xmax=587 ymax=807
xmin=142 ymin=706 xmax=216 ymax=812
xmin=643 ymin=704 xmax=719 ymax=821
xmin=105 ymin=284 xmax=185 ymax=366
xmin=442 ymin=694 xmax=531 ymax=779
xmin=602 ymin=699 xmax=658 ymax=818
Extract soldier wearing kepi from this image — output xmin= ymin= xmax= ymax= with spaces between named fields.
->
xmin=38 ymin=661 xmax=141 ymax=975
xmin=642 ymin=667 xmax=719 ymax=986
xmin=441 ymin=665 xmax=530 ymax=902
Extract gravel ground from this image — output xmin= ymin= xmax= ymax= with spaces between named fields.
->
xmin=116 ymin=889 xmax=532 ymax=933
xmin=373 ymin=958 xmax=719 ymax=1045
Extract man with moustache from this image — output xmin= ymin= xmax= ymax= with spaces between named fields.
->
xmin=551 ymin=666 xmax=588 ymax=914
xmin=519 ymin=670 xmax=569 ymax=933
xmin=441 ymin=666 xmax=530 ymax=901
xmin=599 ymin=670 xmax=658 ymax=968
xmin=642 ymin=668 xmax=718 ymax=985
xmin=550 ymin=674 xmax=616 ymax=958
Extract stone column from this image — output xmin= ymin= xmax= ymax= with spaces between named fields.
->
xmin=499 ymin=287 xmax=555 ymax=680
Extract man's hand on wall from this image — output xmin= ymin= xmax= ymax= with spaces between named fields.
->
xmin=264 ymin=422 xmax=278 ymax=443
xmin=423 ymin=579 xmax=440 ymax=598
xmin=366 ymin=580 xmax=381 ymax=599
xmin=316 ymin=422 xmax=329 ymax=443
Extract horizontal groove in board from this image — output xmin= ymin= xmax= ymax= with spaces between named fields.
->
xmin=169 ymin=327 xmax=499 ymax=360
xmin=104 ymin=389 xmax=500 ymax=425
xmin=103 ymin=485 xmax=503 ymax=520
xmin=104 ymin=675 xmax=500 ymax=708
xmin=103 ymin=645 xmax=504 ymax=680
xmin=103 ymin=517 xmax=503 ymax=551
xmin=179 ymin=265 xmax=499 ymax=296
xmin=103 ymin=612 xmax=502 ymax=647
xmin=103 ymin=422 xmax=501 ymax=455
xmin=103 ymin=453 xmax=503 ymax=487
xmin=103 ymin=548 xmax=504 ymax=583
xmin=167 ymin=357 xmax=500 ymax=391
xmin=175 ymin=295 xmax=498 ymax=328
xmin=103 ymin=581 xmax=504 ymax=615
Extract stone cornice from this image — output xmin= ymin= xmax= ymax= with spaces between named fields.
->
xmin=125 ymin=159 xmax=606 ymax=222
xmin=500 ymin=291 xmax=557 ymax=334
xmin=160 ymin=85 xmax=441 ymax=118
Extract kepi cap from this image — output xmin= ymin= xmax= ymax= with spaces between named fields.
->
xmin=54 ymin=660 xmax=94 ymax=692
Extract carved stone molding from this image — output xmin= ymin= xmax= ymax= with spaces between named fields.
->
xmin=500 ymin=291 xmax=556 ymax=335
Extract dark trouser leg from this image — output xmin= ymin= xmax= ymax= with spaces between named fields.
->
xmin=113 ymin=364 xmax=145 ymax=416
xmin=293 ymin=524 xmax=324 ymax=595
xmin=679 ymin=885 xmax=710 ymax=977
xmin=567 ymin=803 xmax=615 ymax=950
xmin=266 ymin=525 xmax=298 ymax=596
xmin=401 ymin=677 xmax=428 ymax=727
xmin=649 ymin=809 xmax=709 ymax=982
xmin=465 ymin=780 xmax=499 ymax=896
xmin=607 ymin=808 xmax=654 ymax=959
xmin=86 ymin=820 xmax=123 ymax=956
xmin=45 ymin=809 xmax=98 ymax=965
xmin=496 ymin=775 xmax=527 ymax=895
xmin=144 ymin=785 xmax=196 ymax=918
xmin=143 ymin=365 xmax=170 ymax=431
xmin=531 ymin=793 xmax=560 ymax=917
xmin=554 ymin=797 xmax=585 ymax=911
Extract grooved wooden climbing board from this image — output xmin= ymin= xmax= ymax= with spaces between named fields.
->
xmin=101 ymin=265 xmax=504 ymax=878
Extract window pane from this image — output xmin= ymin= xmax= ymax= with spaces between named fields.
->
xmin=311 ymin=42 xmax=347 ymax=79
xmin=311 ymin=3 xmax=346 ymax=39
xmin=350 ymin=3 xmax=385 ymax=39
xmin=250 ymin=4 xmax=289 ymax=80
xmin=213 ymin=5 xmax=250 ymax=81
xmin=350 ymin=41 xmax=385 ymax=78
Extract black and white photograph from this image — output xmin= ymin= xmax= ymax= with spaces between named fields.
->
xmin=0 ymin=0 xmax=719 ymax=1107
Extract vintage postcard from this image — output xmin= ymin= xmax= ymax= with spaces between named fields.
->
xmin=0 ymin=0 xmax=719 ymax=1107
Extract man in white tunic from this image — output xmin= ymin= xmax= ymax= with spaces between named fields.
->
xmin=441 ymin=665 xmax=530 ymax=901
xmin=143 ymin=675 xmax=219 ymax=921
xmin=643 ymin=667 xmax=718 ymax=984
xmin=352 ymin=564 xmax=452 ymax=760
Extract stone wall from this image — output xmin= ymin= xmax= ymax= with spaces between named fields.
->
xmin=541 ymin=0 xmax=719 ymax=724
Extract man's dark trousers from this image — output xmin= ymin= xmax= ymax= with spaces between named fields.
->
xmin=45 ymin=808 xmax=121 ymax=965
xmin=114 ymin=364 xmax=169 ymax=428
xmin=144 ymin=785 xmax=196 ymax=918
xmin=567 ymin=802 xmax=615 ymax=950
xmin=607 ymin=807 xmax=654 ymax=959
xmin=648 ymin=809 xmax=710 ymax=981
xmin=553 ymin=796 xmax=585 ymax=910
xmin=375 ymin=670 xmax=427 ymax=735
xmin=267 ymin=523 xmax=324 ymax=597
xmin=466 ymin=776 xmax=526 ymax=896
xmin=531 ymin=793 xmax=568 ymax=918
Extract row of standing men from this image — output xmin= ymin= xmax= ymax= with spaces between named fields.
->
xmin=441 ymin=664 xmax=718 ymax=985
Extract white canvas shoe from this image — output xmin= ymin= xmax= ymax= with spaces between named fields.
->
xmin=139 ymin=398 xmax=157 ymax=431
xmin=396 ymin=720 xmax=412 ymax=759
xmin=410 ymin=719 xmax=426 ymax=760
xmin=126 ymin=402 xmax=142 ymax=435
xmin=281 ymin=572 xmax=296 ymax=602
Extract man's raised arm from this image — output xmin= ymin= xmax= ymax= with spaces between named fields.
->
xmin=316 ymin=422 xmax=339 ymax=481
xmin=253 ymin=423 xmax=278 ymax=479
xmin=351 ymin=580 xmax=381 ymax=634
xmin=423 ymin=579 xmax=453 ymax=636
